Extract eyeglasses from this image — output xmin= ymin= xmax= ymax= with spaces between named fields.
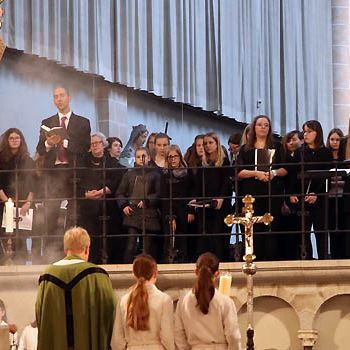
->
xmin=8 ymin=137 xmax=21 ymax=141
xmin=91 ymin=141 xmax=103 ymax=146
xmin=167 ymin=155 xmax=180 ymax=160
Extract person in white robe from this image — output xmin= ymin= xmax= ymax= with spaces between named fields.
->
xmin=18 ymin=321 xmax=37 ymax=350
xmin=111 ymin=254 xmax=175 ymax=350
xmin=174 ymin=252 xmax=241 ymax=350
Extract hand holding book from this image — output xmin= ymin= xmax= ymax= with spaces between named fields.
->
xmin=41 ymin=125 xmax=68 ymax=146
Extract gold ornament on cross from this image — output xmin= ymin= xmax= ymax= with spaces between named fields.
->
xmin=224 ymin=194 xmax=273 ymax=262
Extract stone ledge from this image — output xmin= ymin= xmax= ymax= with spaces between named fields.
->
xmin=2 ymin=259 xmax=350 ymax=290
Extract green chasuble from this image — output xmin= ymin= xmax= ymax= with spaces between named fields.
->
xmin=35 ymin=255 xmax=116 ymax=350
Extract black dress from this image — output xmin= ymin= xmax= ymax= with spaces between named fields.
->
xmin=280 ymin=151 xmax=302 ymax=260
xmin=194 ymin=157 xmax=232 ymax=261
xmin=161 ymin=167 xmax=192 ymax=263
xmin=0 ymin=154 xmax=36 ymax=263
xmin=77 ymin=152 xmax=124 ymax=264
xmin=288 ymin=145 xmax=333 ymax=259
xmin=236 ymin=143 xmax=286 ymax=261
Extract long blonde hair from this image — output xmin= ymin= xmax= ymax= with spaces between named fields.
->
xmin=126 ymin=254 xmax=157 ymax=331
xmin=202 ymin=132 xmax=225 ymax=167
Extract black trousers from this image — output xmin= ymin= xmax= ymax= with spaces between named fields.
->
xmin=301 ymin=201 xmax=327 ymax=259
xmin=124 ymin=227 xmax=158 ymax=263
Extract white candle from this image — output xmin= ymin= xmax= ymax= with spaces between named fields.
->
xmin=5 ymin=198 xmax=14 ymax=233
xmin=219 ymin=273 xmax=232 ymax=296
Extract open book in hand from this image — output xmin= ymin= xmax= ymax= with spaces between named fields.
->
xmin=188 ymin=199 xmax=218 ymax=209
xmin=329 ymin=168 xmax=350 ymax=175
xmin=41 ymin=125 xmax=68 ymax=139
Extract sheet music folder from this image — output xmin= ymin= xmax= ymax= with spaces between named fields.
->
xmin=298 ymin=169 xmax=350 ymax=179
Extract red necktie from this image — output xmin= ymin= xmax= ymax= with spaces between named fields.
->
xmin=58 ymin=116 xmax=68 ymax=162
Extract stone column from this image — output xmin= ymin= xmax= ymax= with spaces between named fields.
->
xmin=298 ymin=330 xmax=318 ymax=350
xmin=332 ymin=0 xmax=350 ymax=132
xmin=93 ymin=78 xmax=129 ymax=140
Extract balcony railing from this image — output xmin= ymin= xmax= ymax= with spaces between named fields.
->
xmin=0 ymin=159 xmax=347 ymax=264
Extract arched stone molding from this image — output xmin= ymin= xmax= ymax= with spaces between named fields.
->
xmin=237 ymin=296 xmax=300 ymax=350
xmin=313 ymin=294 xmax=350 ymax=350
xmin=314 ymin=290 xmax=350 ymax=317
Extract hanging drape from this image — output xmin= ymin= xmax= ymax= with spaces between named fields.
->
xmin=1 ymin=0 xmax=333 ymax=134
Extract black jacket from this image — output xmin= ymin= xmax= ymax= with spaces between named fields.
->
xmin=116 ymin=166 xmax=161 ymax=231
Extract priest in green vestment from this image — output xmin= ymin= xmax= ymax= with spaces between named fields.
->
xmin=35 ymin=226 xmax=116 ymax=350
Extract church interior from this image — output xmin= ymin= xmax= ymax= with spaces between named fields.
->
xmin=1 ymin=1 xmax=350 ymax=349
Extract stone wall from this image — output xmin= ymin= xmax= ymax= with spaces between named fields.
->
xmin=1 ymin=260 xmax=350 ymax=349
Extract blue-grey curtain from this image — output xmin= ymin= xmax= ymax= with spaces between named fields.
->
xmin=1 ymin=0 xmax=333 ymax=134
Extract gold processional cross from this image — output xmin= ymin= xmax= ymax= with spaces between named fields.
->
xmin=224 ymin=194 xmax=273 ymax=350
xmin=224 ymin=194 xmax=273 ymax=262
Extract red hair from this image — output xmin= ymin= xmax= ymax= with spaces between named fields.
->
xmin=126 ymin=254 xmax=157 ymax=330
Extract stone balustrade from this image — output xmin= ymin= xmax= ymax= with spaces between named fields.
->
xmin=1 ymin=259 xmax=350 ymax=349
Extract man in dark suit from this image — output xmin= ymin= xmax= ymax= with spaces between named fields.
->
xmin=36 ymin=86 xmax=91 ymax=261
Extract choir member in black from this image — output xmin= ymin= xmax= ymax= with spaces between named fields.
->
xmin=150 ymin=132 xmax=171 ymax=260
xmin=106 ymin=137 xmax=127 ymax=263
xmin=184 ymin=135 xmax=204 ymax=261
xmin=193 ymin=132 xmax=231 ymax=261
xmin=146 ymin=132 xmax=158 ymax=160
xmin=77 ymin=132 xmax=124 ymax=264
xmin=0 ymin=128 xmax=36 ymax=264
xmin=326 ymin=128 xmax=346 ymax=259
xmin=116 ymin=147 xmax=161 ymax=263
xmin=280 ymin=130 xmax=303 ymax=260
xmin=339 ymin=123 xmax=350 ymax=258
xmin=107 ymin=137 xmax=123 ymax=160
xmin=289 ymin=120 xmax=333 ymax=259
xmin=237 ymin=115 xmax=287 ymax=261
xmin=152 ymin=133 xmax=171 ymax=169
xmin=162 ymin=145 xmax=192 ymax=263
xmin=184 ymin=135 xmax=205 ymax=171
xmin=106 ymin=136 xmax=126 ymax=262
xmin=227 ymin=133 xmax=242 ymax=166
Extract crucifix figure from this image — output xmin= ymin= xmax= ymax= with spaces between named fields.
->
xmin=224 ymin=194 xmax=273 ymax=350
xmin=225 ymin=194 xmax=273 ymax=261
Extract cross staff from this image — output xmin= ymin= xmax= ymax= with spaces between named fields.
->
xmin=224 ymin=194 xmax=273 ymax=350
